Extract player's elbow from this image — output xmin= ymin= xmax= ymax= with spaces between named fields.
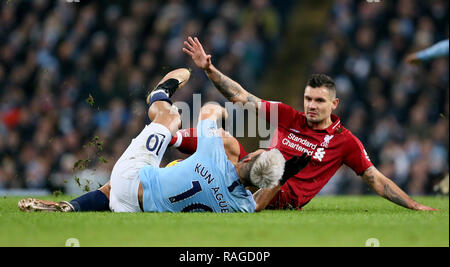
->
xmin=255 ymin=203 xmax=264 ymax=212
xmin=362 ymin=166 xmax=391 ymax=194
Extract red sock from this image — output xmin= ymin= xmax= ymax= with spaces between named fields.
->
xmin=169 ymin=128 xmax=197 ymax=154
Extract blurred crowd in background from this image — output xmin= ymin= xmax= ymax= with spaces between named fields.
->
xmin=316 ymin=0 xmax=448 ymax=195
xmin=0 ymin=0 xmax=290 ymax=194
xmin=0 ymin=0 xmax=448 ymax=196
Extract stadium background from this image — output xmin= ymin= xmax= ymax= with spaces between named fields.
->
xmin=0 ymin=0 xmax=448 ymax=197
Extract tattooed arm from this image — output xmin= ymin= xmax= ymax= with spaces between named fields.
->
xmin=361 ymin=166 xmax=437 ymax=211
xmin=205 ymin=64 xmax=261 ymax=109
xmin=183 ymin=36 xmax=262 ymax=111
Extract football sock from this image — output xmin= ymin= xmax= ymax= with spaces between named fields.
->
xmin=169 ymin=128 xmax=197 ymax=154
xmin=69 ymin=190 xmax=110 ymax=212
xmin=149 ymin=91 xmax=173 ymax=106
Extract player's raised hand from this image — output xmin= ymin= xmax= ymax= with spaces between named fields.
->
xmin=404 ymin=52 xmax=420 ymax=65
xmin=279 ymin=153 xmax=312 ymax=185
xmin=183 ymin=36 xmax=212 ymax=70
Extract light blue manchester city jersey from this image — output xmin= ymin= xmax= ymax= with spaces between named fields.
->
xmin=139 ymin=119 xmax=256 ymax=213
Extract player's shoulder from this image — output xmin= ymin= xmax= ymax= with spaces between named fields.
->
xmin=340 ymin=125 xmax=360 ymax=139
xmin=334 ymin=124 xmax=350 ymax=135
xmin=336 ymin=125 xmax=367 ymax=152
xmin=334 ymin=124 xmax=356 ymax=141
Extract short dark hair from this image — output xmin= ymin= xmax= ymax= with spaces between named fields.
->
xmin=306 ymin=74 xmax=336 ymax=98
xmin=307 ymin=74 xmax=336 ymax=89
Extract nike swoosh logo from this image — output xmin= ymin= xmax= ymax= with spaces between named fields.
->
xmin=289 ymin=128 xmax=301 ymax=133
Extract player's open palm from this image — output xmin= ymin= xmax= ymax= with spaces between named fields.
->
xmin=183 ymin=36 xmax=211 ymax=70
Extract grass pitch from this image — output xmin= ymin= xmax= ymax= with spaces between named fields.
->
xmin=0 ymin=195 xmax=447 ymax=247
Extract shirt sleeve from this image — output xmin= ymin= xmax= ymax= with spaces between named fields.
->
xmin=260 ymin=99 xmax=298 ymax=128
xmin=343 ymin=133 xmax=373 ymax=175
xmin=417 ymin=39 xmax=449 ymax=61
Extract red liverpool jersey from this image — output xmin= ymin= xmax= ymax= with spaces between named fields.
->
xmin=260 ymin=100 xmax=373 ymax=209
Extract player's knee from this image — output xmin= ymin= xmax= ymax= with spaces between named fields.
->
xmin=148 ymin=102 xmax=179 ymax=121
xmin=170 ymin=113 xmax=182 ymax=131
xmin=148 ymin=103 xmax=162 ymax=120
xmin=151 ymin=111 xmax=181 ymax=133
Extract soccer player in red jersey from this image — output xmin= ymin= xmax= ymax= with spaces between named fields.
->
xmin=183 ymin=36 xmax=437 ymax=211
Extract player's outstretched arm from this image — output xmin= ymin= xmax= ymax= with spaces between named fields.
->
xmin=405 ymin=39 xmax=449 ymax=64
xmin=183 ymin=36 xmax=262 ymax=111
xmin=361 ymin=166 xmax=438 ymax=211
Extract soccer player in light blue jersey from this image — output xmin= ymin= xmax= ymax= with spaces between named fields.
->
xmin=138 ymin=103 xmax=285 ymax=213
xmin=405 ymin=39 xmax=449 ymax=64
xmin=108 ymin=68 xmax=288 ymax=213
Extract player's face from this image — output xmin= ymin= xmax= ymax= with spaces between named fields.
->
xmin=303 ymin=86 xmax=338 ymax=124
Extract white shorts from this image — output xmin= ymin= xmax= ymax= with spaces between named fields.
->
xmin=109 ymin=123 xmax=172 ymax=212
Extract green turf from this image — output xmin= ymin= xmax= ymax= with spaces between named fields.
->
xmin=0 ymin=195 xmax=447 ymax=247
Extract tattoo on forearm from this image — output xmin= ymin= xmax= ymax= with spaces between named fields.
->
xmin=211 ymin=72 xmax=242 ymax=100
xmin=208 ymin=68 xmax=261 ymax=106
xmin=383 ymin=184 xmax=410 ymax=208
xmin=363 ymin=167 xmax=376 ymax=187
xmin=363 ymin=167 xmax=415 ymax=209
xmin=364 ymin=173 xmax=375 ymax=186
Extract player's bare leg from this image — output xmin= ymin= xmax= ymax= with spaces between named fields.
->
xmin=148 ymin=101 xmax=181 ymax=135
xmin=136 ymin=68 xmax=190 ymax=210
xmin=146 ymin=68 xmax=190 ymax=134
xmin=98 ymin=181 xmax=111 ymax=199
